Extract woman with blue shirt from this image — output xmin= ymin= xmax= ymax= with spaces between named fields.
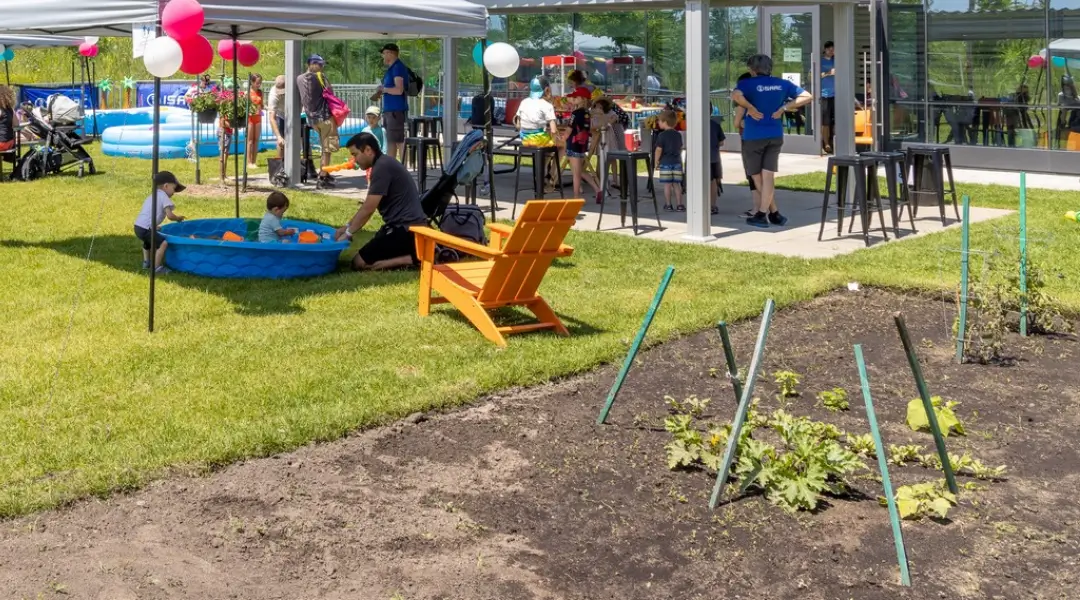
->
xmin=732 ymin=54 xmax=813 ymax=228
xmin=375 ymin=43 xmax=410 ymax=163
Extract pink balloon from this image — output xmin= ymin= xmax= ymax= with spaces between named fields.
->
xmin=88 ymin=45 xmax=99 ymax=58
xmin=162 ymin=0 xmax=205 ymax=41
xmin=1028 ymin=55 xmax=1045 ymax=69
xmin=79 ymin=42 xmax=95 ymax=57
xmin=237 ymin=43 xmax=259 ymax=68
xmin=180 ymin=34 xmax=213 ymax=75
xmin=217 ymin=39 xmax=236 ymax=61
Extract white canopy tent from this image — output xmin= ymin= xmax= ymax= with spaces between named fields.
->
xmin=0 ymin=0 xmax=488 ymax=40
xmin=474 ymin=0 xmax=859 ymax=241
xmin=0 ymin=35 xmax=84 ymax=85
xmin=0 ymin=0 xmax=489 ymax=332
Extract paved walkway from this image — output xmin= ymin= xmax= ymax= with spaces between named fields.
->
xmin=251 ymin=151 xmax=1014 ymax=259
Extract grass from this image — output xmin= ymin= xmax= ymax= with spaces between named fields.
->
xmin=0 ymin=148 xmax=1075 ymax=518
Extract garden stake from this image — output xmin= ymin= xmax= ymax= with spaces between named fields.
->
xmin=597 ymin=266 xmax=675 ymax=425
xmin=854 ymin=344 xmax=912 ymax=587
xmin=1019 ymin=172 xmax=1028 ymax=337
xmin=709 ymin=299 xmax=776 ymax=510
xmin=894 ymin=313 xmax=959 ymax=494
xmin=955 ymin=195 xmax=971 ymax=363
xmin=716 ymin=321 xmax=743 ymax=403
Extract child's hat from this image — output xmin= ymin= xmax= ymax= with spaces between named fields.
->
xmin=567 ymin=87 xmax=592 ymax=99
xmin=365 ymin=105 xmax=381 ymax=117
xmin=154 ymin=171 xmax=186 ymax=192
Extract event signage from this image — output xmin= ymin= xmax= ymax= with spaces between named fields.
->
xmin=136 ymin=82 xmax=191 ymax=108
xmin=19 ymin=86 xmax=99 ymax=110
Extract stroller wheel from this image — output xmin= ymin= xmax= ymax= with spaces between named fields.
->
xmin=87 ymin=161 xmax=96 ymax=176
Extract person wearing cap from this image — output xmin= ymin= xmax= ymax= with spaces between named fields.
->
xmin=296 ymin=54 xmax=339 ymax=180
xmin=517 ymin=77 xmax=558 ymax=148
xmin=360 ymin=105 xmax=386 ymax=152
xmin=374 ymin=43 xmax=410 ymax=163
xmin=267 ymin=75 xmax=288 ymax=159
xmin=564 ymin=86 xmax=602 ymax=203
xmin=133 ymin=171 xmax=187 ymax=274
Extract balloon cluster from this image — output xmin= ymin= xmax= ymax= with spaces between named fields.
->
xmin=217 ymin=39 xmax=260 ymax=68
xmin=79 ymin=37 xmax=100 ymax=58
xmin=471 ymin=40 xmax=521 ymax=79
xmin=0 ymin=44 xmax=15 ymax=63
xmin=143 ymin=0 xmax=258 ymax=78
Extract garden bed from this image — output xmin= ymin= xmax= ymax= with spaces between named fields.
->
xmin=1 ymin=289 xmax=1077 ymax=599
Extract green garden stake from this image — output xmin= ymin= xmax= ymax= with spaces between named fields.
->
xmin=1019 ymin=172 xmax=1028 ymax=337
xmin=716 ymin=321 xmax=743 ymax=402
xmin=854 ymin=344 xmax=912 ymax=587
xmin=709 ymin=299 xmax=775 ymax=510
xmin=597 ymin=266 xmax=675 ymax=425
xmin=956 ymin=195 xmax=971 ymax=363
xmin=894 ymin=313 xmax=959 ymax=494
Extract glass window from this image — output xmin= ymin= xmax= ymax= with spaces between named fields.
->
xmin=1049 ymin=0 xmax=1080 ymax=151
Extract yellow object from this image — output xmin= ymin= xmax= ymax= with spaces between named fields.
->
xmin=1065 ymin=211 xmax=1077 ymax=221
xmin=410 ymin=199 xmax=584 ymax=347
xmin=298 ymin=230 xmax=320 ymax=244
xmin=1068 ymin=132 xmax=1080 ymax=152
xmin=854 ymin=109 xmax=874 ymax=146
xmin=222 ymin=231 xmax=244 ymax=242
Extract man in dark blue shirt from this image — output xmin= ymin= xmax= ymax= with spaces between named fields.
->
xmin=732 ymin=54 xmax=812 ymax=228
xmin=375 ymin=43 xmax=410 ymax=162
xmin=820 ymin=41 xmax=836 ymax=153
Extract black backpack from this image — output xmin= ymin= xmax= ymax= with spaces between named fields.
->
xmin=436 ymin=204 xmax=486 ymax=263
xmin=407 ymin=67 xmax=424 ymax=97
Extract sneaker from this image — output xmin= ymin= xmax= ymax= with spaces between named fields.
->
xmin=711 ymin=206 xmax=719 ymax=215
xmin=596 ymin=191 xmax=603 ymax=205
xmin=154 ymin=266 xmax=172 ymax=275
xmin=768 ymin=211 xmax=789 ymax=226
xmin=141 ymin=260 xmax=151 ymax=270
xmin=741 ymin=209 xmax=756 ymax=218
xmin=677 ymin=205 xmax=686 ymax=212
xmin=746 ymin=212 xmax=770 ymax=228
xmin=663 ymin=204 xmax=675 ymax=212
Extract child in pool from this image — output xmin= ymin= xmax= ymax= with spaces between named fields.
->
xmin=258 ymin=191 xmax=297 ymax=243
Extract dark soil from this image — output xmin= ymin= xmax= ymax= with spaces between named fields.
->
xmin=2 ymin=289 xmax=1078 ymax=600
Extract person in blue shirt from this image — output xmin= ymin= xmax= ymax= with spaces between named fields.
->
xmin=732 ymin=54 xmax=813 ymax=228
xmin=375 ymin=43 xmax=410 ymax=163
xmin=820 ymin=41 xmax=836 ymax=154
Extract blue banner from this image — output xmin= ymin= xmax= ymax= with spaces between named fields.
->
xmin=136 ymin=82 xmax=192 ymax=108
xmin=19 ymin=86 xmax=99 ymax=110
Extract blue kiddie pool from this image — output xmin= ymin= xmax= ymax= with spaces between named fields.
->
xmin=158 ymin=218 xmax=351 ymax=279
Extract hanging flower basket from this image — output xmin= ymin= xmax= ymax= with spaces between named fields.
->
xmin=214 ymin=89 xmax=255 ymax=130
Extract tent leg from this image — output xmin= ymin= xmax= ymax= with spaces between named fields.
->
xmin=232 ymin=26 xmax=240 ymax=219
xmin=149 ymin=75 xmax=162 ymax=333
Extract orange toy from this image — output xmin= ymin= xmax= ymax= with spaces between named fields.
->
xmin=222 ymin=231 xmax=245 ymax=242
xmin=322 ymin=157 xmax=357 ymax=174
xmin=298 ymin=231 xmax=320 ymax=244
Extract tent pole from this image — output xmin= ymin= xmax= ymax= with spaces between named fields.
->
xmin=232 ymin=25 xmax=240 ymax=219
xmin=90 ymin=58 xmax=98 ymax=136
xmin=149 ymin=75 xmax=161 ymax=334
xmin=4 ymin=62 xmax=9 ymax=87
xmin=242 ymin=72 xmax=249 ymax=193
xmin=481 ymin=39 xmax=496 ymax=221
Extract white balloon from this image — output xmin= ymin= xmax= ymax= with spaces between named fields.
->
xmin=0 ymin=44 xmax=6 ymax=56
xmin=483 ymin=42 xmax=520 ymax=79
xmin=143 ymin=36 xmax=183 ymax=78
xmin=1039 ymin=48 xmax=1048 ymax=59
xmin=85 ymin=36 xmax=100 ymax=45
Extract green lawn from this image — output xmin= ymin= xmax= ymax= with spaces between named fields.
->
xmin=0 ymin=149 xmax=1075 ymax=517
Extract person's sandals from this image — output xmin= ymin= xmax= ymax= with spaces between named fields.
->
xmin=711 ymin=206 xmax=719 ymax=215
xmin=677 ymin=205 xmax=686 ymax=212
xmin=663 ymin=204 xmax=675 ymax=212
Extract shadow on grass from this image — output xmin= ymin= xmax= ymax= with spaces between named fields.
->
xmin=0 ymin=234 xmax=411 ymax=317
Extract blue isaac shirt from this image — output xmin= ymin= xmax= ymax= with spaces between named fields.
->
xmin=735 ymin=76 xmax=804 ymax=141
xmin=821 ymin=56 xmax=835 ymax=98
xmin=382 ymin=59 xmax=410 ymax=113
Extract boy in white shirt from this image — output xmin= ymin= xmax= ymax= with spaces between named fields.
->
xmin=133 ymin=171 xmax=186 ymax=274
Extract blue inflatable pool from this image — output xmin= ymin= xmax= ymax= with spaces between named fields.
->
xmin=159 ymin=218 xmax=350 ymax=279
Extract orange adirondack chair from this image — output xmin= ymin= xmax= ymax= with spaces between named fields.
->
xmin=410 ymin=199 xmax=585 ymax=347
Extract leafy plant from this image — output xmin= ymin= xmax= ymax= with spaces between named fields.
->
xmin=816 ymin=388 xmax=849 ymax=412
xmin=774 ymin=371 xmax=801 ymax=398
xmin=906 ymin=396 xmax=966 ymax=437
xmin=215 ymin=89 xmax=257 ymax=126
xmin=882 ymin=480 xmax=957 ymax=520
xmin=188 ymin=91 xmax=219 ymax=113
xmin=921 ymin=452 xmax=1007 ymax=480
xmin=666 ymin=394 xmax=710 ymax=418
xmin=888 ymin=444 xmax=924 ymax=466
xmin=846 ymin=433 xmax=877 ymax=457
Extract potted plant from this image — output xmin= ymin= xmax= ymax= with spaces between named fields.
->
xmin=188 ymin=91 xmax=219 ymax=124
xmin=215 ymin=89 xmax=255 ymax=130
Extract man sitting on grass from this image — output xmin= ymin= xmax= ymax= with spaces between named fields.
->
xmin=335 ymin=132 xmax=428 ymax=271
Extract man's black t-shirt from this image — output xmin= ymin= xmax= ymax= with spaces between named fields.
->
xmin=369 ymin=154 xmax=427 ymax=227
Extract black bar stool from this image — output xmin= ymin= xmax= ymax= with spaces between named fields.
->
xmin=818 ymin=155 xmax=890 ymax=247
xmin=511 ymin=144 xmax=563 ymax=219
xmin=599 ymin=150 xmax=661 ymax=235
xmin=405 ymin=137 xmax=443 ymax=193
xmin=409 ymin=116 xmax=442 ymax=140
xmin=903 ymin=143 xmax=961 ymax=226
xmin=860 ymin=150 xmax=917 ymax=237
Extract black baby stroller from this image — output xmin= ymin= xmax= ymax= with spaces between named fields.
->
xmin=420 ymin=128 xmax=487 ymax=223
xmin=14 ymin=96 xmax=96 ymax=181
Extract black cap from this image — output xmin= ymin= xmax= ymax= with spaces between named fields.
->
xmin=381 ymin=43 xmax=400 ymax=53
xmin=154 ymin=171 xmax=186 ymax=192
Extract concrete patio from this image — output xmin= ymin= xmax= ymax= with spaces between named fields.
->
xmin=249 ymin=151 xmax=1014 ymax=259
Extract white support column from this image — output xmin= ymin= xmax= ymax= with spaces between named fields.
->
xmin=832 ymin=3 xmax=856 ymax=157
xmin=284 ymin=40 xmax=303 ymax=187
xmin=441 ymin=37 xmax=459 ymax=158
xmin=683 ymin=0 xmax=712 ymax=241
